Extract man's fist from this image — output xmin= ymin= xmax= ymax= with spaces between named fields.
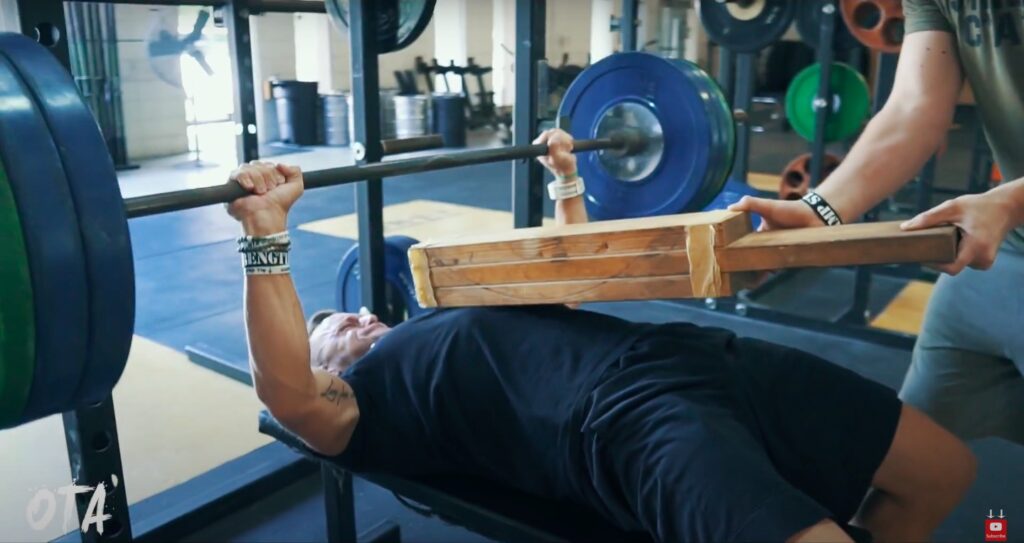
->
xmin=534 ymin=128 xmax=576 ymax=177
xmin=226 ymin=161 xmax=305 ymax=235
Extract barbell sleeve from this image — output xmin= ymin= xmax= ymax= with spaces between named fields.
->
xmin=123 ymin=133 xmax=636 ymax=218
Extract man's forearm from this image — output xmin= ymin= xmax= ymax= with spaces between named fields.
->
xmin=555 ymin=195 xmax=589 ymax=225
xmin=817 ymin=104 xmax=949 ymax=221
xmin=991 ymin=178 xmax=1024 ymax=227
xmin=241 ymin=215 xmax=317 ymax=416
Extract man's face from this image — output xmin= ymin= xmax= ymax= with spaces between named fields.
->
xmin=310 ymin=311 xmax=391 ymax=373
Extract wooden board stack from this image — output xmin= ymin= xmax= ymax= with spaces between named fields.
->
xmin=408 ymin=210 xmax=958 ymax=308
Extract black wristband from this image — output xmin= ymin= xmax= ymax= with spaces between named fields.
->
xmin=801 ymin=191 xmax=843 ymax=226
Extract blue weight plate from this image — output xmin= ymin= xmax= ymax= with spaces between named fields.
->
xmin=0 ymin=55 xmax=89 ymax=422
xmin=691 ymin=68 xmax=736 ymax=209
xmin=702 ymin=178 xmax=763 ymax=230
xmin=698 ymin=0 xmax=797 ymax=53
xmin=0 ymin=34 xmax=135 ymax=406
xmin=336 ymin=236 xmax=429 ymax=323
xmin=559 ymin=52 xmax=729 ymax=221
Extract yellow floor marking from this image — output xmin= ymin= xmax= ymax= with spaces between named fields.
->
xmin=746 ymin=172 xmax=780 ymax=193
xmin=870 ymin=280 xmax=934 ymax=335
xmin=0 ymin=336 xmax=270 ymax=542
xmin=299 ymin=199 xmax=553 ymax=240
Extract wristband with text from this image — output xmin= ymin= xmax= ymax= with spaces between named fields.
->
xmin=801 ymin=191 xmax=843 ymax=226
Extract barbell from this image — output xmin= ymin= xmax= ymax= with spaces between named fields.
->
xmin=0 ymin=33 xmax=734 ymax=429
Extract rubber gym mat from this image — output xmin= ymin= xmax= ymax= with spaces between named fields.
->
xmin=0 ymin=33 xmax=135 ymax=405
xmin=0 ymin=159 xmax=35 ymax=428
xmin=0 ymin=55 xmax=89 ymax=422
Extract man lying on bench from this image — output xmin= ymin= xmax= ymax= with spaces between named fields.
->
xmin=226 ymin=130 xmax=975 ymax=543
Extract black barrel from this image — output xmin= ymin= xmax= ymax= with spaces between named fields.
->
xmin=272 ymin=80 xmax=319 ymax=145
xmin=431 ymin=92 xmax=466 ymax=148
xmin=321 ymin=92 xmax=350 ymax=147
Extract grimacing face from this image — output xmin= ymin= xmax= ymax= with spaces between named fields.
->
xmin=309 ymin=310 xmax=392 ymax=373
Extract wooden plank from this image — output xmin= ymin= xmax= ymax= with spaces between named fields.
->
xmin=425 ymin=271 xmax=756 ymax=307
xmin=717 ymin=222 xmax=958 ymax=272
xmin=432 ymin=275 xmax=697 ymax=306
xmin=414 ymin=210 xmax=749 ymax=267
xmin=428 ymin=251 xmax=690 ymax=287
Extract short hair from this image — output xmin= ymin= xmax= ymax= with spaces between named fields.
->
xmin=306 ymin=309 xmax=337 ymax=337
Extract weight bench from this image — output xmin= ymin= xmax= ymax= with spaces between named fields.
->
xmin=258 ymin=411 xmax=651 ymax=543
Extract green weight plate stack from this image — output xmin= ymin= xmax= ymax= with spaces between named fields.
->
xmin=785 ymin=62 xmax=871 ymax=143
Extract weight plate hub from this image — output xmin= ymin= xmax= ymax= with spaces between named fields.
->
xmin=779 ymin=152 xmax=842 ymax=201
xmin=0 ymin=33 xmax=135 ymax=407
xmin=327 ymin=0 xmax=436 ymax=54
xmin=559 ymin=52 xmax=735 ymax=221
xmin=785 ymin=62 xmax=870 ymax=143
xmin=796 ymin=0 xmax=862 ymax=52
xmin=0 ymin=55 xmax=89 ymax=423
xmin=698 ymin=0 xmax=797 ymax=53
xmin=0 ymin=161 xmax=35 ymax=429
xmin=336 ymin=236 xmax=430 ymax=324
xmin=841 ymin=0 xmax=904 ymax=53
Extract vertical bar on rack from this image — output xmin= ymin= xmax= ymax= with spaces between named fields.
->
xmin=225 ymin=0 xmax=259 ymax=162
xmin=322 ymin=466 xmax=358 ymax=543
xmin=620 ymin=0 xmax=638 ymax=52
xmin=18 ymin=1 xmax=133 ymax=540
xmin=512 ymin=0 xmax=546 ymax=228
xmin=717 ymin=47 xmax=736 ymax=108
xmin=731 ymin=52 xmax=756 ymax=183
xmin=808 ymin=0 xmax=837 ymax=187
xmin=350 ymin=0 xmax=386 ymax=317
xmin=62 ymin=401 xmax=133 ymax=542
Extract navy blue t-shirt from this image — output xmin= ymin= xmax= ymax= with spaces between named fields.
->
xmin=336 ymin=305 xmax=654 ymax=502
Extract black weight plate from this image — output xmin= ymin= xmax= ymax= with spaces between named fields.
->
xmin=0 ymin=34 xmax=135 ymax=405
xmin=0 ymin=55 xmax=89 ymax=423
xmin=796 ymin=0 xmax=862 ymax=51
xmin=326 ymin=0 xmax=436 ymax=54
xmin=698 ymin=0 xmax=797 ymax=53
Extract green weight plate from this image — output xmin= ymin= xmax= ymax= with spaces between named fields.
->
xmin=785 ymin=62 xmax=870 ymax=143
xmin=0 ymin=160 xmax=34 ymax=429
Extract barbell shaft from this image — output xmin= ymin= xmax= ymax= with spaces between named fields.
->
xmin=123 ymin=133 xmax=637 ymax=218
xmin=381 ymin=134 xmax=444 ymax=156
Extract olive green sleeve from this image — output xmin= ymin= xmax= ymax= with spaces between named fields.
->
xmin=903 ymin=0 xmax=953 ymax=34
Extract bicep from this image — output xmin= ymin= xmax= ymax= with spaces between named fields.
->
xmin=886 ymin=31 xmax=963 ymax=122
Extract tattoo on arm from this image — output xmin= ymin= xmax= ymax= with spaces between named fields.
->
xmin=320 ymin=379 xmax=354 ymax=407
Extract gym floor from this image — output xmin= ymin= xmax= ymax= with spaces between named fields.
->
xmin=4 ymin=113 xmax=1022 ymax=543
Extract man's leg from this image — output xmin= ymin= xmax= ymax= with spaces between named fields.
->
xmin=583 ymin=390 xmax=841 ymax=542
xmin=726 ymin=336 xmax=972 ymax=542
xmin=853 ymin=404 xmax=976 ymax=540
xmin=899 ymin=253 xmax=1024 ymax=444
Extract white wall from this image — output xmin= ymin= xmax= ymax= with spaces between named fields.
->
xmin=0 ymin=0 xmax=18 ymax=32
xmin=251 ymin=12 xmax=297 ymax=143
xmin=115 ymin=5 xmax=189 ymax=160
xmin=549 ymin=0 xmax=593 ymax=66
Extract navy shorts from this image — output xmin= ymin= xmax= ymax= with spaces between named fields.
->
xmin=579 ymin=323 xmax=902 ymax=542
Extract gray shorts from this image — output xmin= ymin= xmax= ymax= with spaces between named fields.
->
xmin=899 ymin=245 xmax=1024 ymax=444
